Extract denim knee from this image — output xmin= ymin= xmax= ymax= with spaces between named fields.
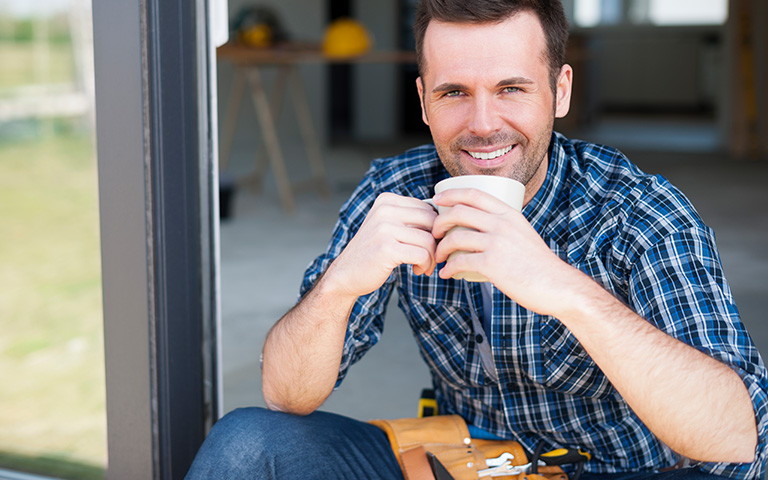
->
xmin=185 ymin=407 xmax=282 ymax=478
xmin=186 ymin=407 xmax=404 ymax=480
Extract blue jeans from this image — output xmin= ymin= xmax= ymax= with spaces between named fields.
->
xmin=185 ymin=407 xmax=729 ymax=480
xmin=185 ymin=407 xmax=404 ymax=479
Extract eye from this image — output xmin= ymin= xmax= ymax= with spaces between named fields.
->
xmin=443 ymin=90 xmax=464 ymax=98
xmin=502 ymin=86 xmax=521 ymax=94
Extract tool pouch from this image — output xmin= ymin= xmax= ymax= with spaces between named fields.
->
xmin=370 ymin=415 xmax=567 ymax=480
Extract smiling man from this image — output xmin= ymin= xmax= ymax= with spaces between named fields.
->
xmin=186 ymin=1 xmax=768 ymax=479
xmin=416 ymin=13 xmax=567 ymax=200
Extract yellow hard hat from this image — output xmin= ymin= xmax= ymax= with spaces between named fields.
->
xmin=323 ymin=18 xmax=372 ymax=58
xmin=239 ymin=23 xmax=273 ymax=48
xmin=231 ymin=6 xmax=288 ymax=48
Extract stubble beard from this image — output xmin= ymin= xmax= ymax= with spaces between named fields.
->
xmin=436 ymin=123 xmax=553 ymax=188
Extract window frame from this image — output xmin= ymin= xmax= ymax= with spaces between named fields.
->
xmin=92 ymin=0 xmax=220 ymax=477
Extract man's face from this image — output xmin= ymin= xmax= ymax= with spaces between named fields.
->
xmin=417 ymin=12 xmax=572 ymax=199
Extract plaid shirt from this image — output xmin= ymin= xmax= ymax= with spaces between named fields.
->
xmin=299 ymin=133 xmax=768 ymax=479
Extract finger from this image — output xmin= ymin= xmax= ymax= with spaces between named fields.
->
xmin=432 ymin=203 xmax=513 ymax=241
xmin=424 ymin=252 xmax=438 ymax=276
xmin=412 ymin=244 xmax=438 ymax=276
xmin=420 ymin=262 xmax=436 ymax=277
xmin=382 ymin=223 xmax=437 ymax=272
xmin=390 ymin=220 xmax=438 ymax=247
xmin=438 ymin=250 xmax=483 ymax=281
xmin=406 ymin=206 xmax=439 ymax=232
xmin=431 ymin=204 xmax=487 ymax=239
xmin=375 ymin=192 xmax=443 ymax=215
xmin=434 ymin=227 xmax=485 ymax=264
xmin=433 ymin=188 xmax=510 ymax=214
xmin=432 ymin=202 xmax=525 ymax=240
xmin=411 ymin=245 xmax=434 ymax=276
xmin=397 ymin=242 xmax=436 ymax=276
xmin=369 ymin=197 xmax=437 ymax=232
xmin=421 ymin=245 xmax=438 ymax=276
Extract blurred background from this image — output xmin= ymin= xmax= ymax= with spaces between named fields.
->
xmin=0 ymin=0 xmax=103 ymax=478
xmin=1 ymin=0 xmax=766 ymax=479
xmin=217 ymin=0 xmax=768 ymax=423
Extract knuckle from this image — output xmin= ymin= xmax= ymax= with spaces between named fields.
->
xmin=467 ymin=188 xmax=484 ymax=202
xmin=373 ymin=221 xmax=395 ymax=238
xmin=371 ymin=193 xmax=395 ymax=210
xmin=450 ymin=204 xmax=467 ymax=215
xmin=376 ymin=192 xmax=396 ymax=202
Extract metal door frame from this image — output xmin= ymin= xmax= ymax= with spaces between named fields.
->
xmin=92 ymin=0 xmax=221 ymax=477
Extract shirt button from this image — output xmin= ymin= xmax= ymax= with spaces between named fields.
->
xmin=475 ymin=334 xmax=484 ymax=344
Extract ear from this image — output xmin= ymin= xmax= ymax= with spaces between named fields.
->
xmin=554 ymin=64 xmax=573 ymax=119
xmin=416 ymin=77 xmax=429 ymax=125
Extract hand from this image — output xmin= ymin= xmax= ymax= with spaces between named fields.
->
xmin=432 ymin=187 xmax=576 ymax=316
xmin=324 ymin=192 xmax=438 ymax=299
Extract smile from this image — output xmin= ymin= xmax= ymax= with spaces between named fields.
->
xmin=466 ymin=145 xmax=513 ymax=160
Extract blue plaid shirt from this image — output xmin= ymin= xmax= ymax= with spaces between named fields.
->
xmin=299 ymin=133 xmax=768 ymax=478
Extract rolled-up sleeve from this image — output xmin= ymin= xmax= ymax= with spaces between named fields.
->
xmin=628 ymin=226 xmax=768 ymax=479
xmin=297 ymin=170 xmax=396 ymax=389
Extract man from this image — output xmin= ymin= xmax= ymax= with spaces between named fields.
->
xmin=187 ymin=0 xmax=768 ymax=478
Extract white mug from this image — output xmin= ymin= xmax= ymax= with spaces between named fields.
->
xmin=425 ymin=175 xmax=525 ymax=282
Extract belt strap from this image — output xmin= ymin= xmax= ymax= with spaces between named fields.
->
xmin=370 ymin=416 xmax=568 ymax=480
xmin=401 ymin=446 xmax=436 ymax=480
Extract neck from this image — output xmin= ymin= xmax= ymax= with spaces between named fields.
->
xmin=523 ymin=154 xmax=549 ymax=206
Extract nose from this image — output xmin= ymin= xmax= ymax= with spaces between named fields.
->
xmin=467 ymin=95 xmax=503 ymax=137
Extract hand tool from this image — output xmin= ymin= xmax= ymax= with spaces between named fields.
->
xmin=530 ymin=444 xmax=591 ymax=480
xmin=427 ymin=451 xmax=456 ymax=480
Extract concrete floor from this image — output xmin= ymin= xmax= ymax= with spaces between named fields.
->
xmin=219 ymin=132 xmax=768 ymax=426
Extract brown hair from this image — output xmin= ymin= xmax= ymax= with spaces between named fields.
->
xmin=413 ymin=0 xmax=569 ymax=91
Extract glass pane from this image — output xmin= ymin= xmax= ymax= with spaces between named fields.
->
xmin=648 ymin=0 xmax=728 ymax=26
xmin=573 ymin=0 xmax=728 ymax=27
xmin=0 ymin=0 xmax=106 ymax=478
xmin=575 ymin=0 xmax=602 ymax=27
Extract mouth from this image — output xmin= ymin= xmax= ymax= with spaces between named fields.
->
xmin=463 ymin=144 xmax=515 ymax=168
xmin=466 ymin=145 xmax=513 ymax=160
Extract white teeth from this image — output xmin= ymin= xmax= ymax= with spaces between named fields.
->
xmin=467 ymin=145 xmax=513 ymax=160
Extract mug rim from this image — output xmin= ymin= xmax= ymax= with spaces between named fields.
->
xmin=434 ymin=175 xmax=525 ymax=194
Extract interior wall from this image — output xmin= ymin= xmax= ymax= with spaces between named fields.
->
xmin=588 ymin=26 xmax=722 ymax=112
xmin=353 ymin=0 xmax=399 ymax=140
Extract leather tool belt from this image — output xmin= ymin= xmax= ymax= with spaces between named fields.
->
xmin=370 ymin=415 xmax=571 ymax=480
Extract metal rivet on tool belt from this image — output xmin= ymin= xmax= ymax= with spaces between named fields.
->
xmin=463 ymin=437 xmax=471 ymax=445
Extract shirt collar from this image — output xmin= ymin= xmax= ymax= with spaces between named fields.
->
xmin=522 ymin=132 xmax=568 ymax=235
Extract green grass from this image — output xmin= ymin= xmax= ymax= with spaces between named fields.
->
xmin=0 ymin=451 xmax=104 ymax=480
xmin=0 ymin=40 xmax=75 ymax=92
xmin=0 ymin=128 xmax=107 ymax=479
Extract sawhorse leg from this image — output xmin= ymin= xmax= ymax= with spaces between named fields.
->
xmin=220 ymin=64 xmax=332 ymax=213
xmin=218 ymin=67 xmax=246 ymax=172
xmin=246 ymin=67 xmax=296 ymax=213
xmin=289 ymin=65 xmax=330 ymax=197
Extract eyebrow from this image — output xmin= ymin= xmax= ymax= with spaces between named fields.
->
xmin=496 ymin=77 xmax=535 ymax=87
xmin=432 ymin=77 xmax=536 ymax=95
xmin=431 ymin=83 xmax=466 ymax=95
